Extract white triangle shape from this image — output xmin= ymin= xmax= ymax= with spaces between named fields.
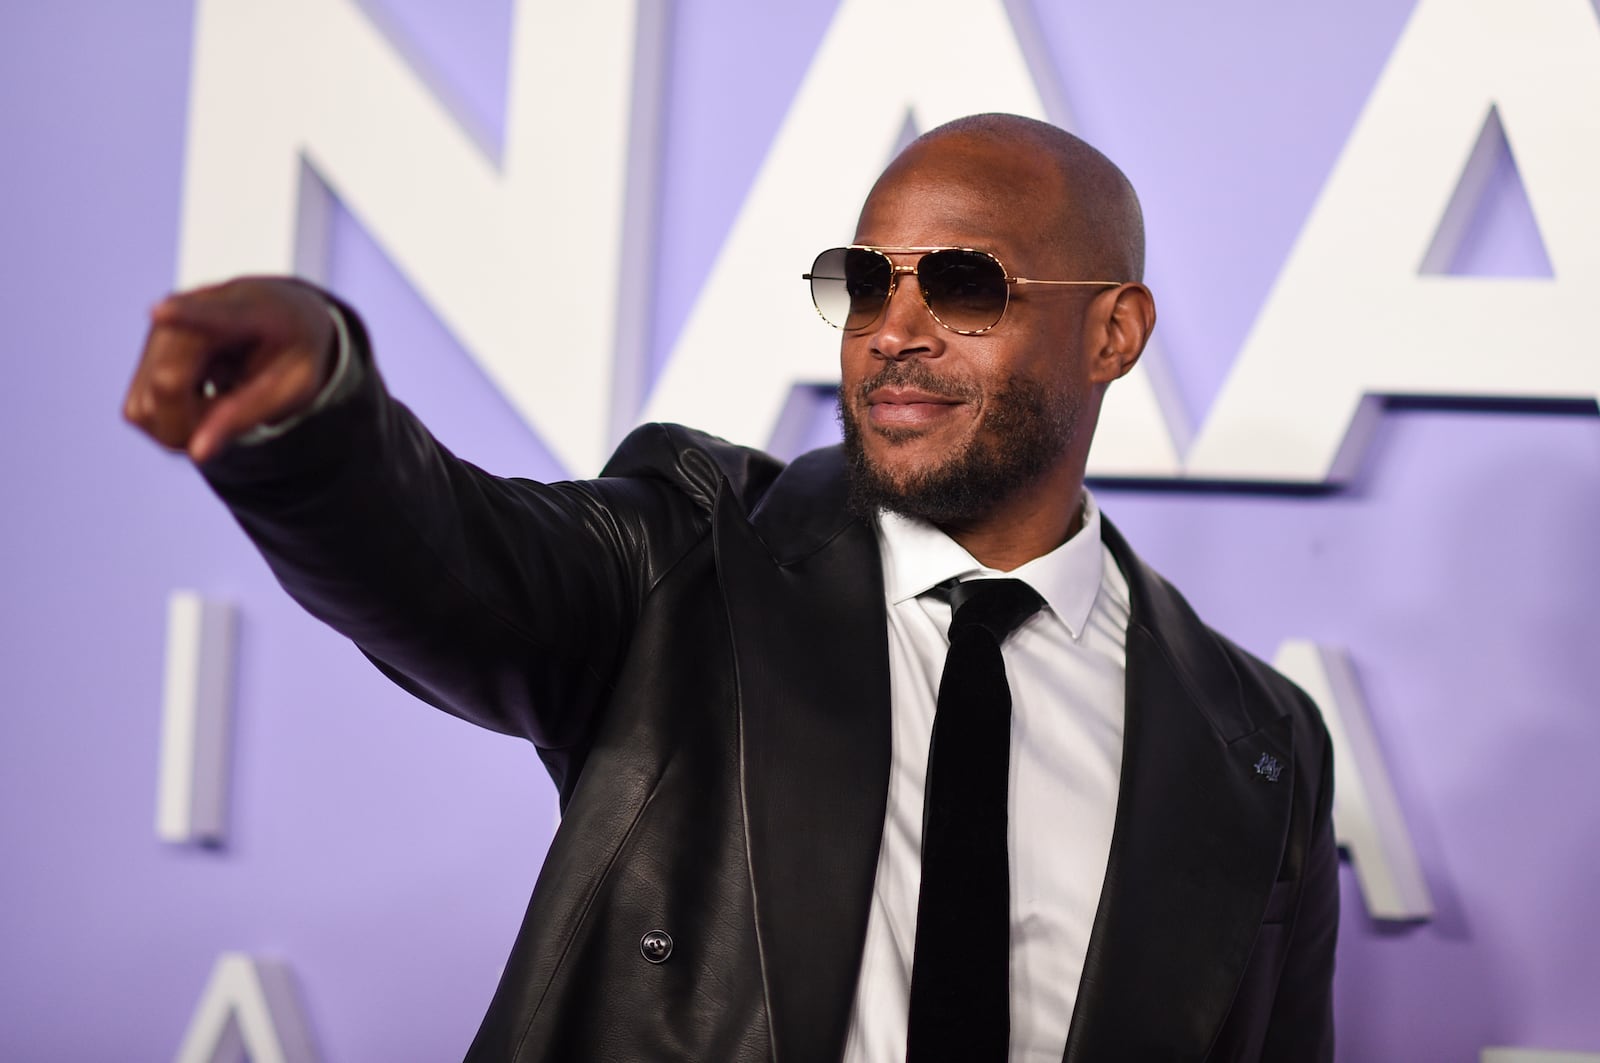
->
xmin=1419 ymin=105 xmax=1555 ymax=277
xmin=174 ymin=953 xmax=318 ymax=1063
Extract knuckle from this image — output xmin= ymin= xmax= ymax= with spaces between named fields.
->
xmin=146 ymin=360 xmax=195 ymax=397
xmin=124 ymin=391 xmax=160 ymax=431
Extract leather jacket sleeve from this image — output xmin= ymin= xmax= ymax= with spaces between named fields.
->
xmin=199 ymin=300 xmax=714 ymax=753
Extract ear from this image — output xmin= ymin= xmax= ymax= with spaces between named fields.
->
xmin=1084 ymin=283 xmax=1156 ymax=385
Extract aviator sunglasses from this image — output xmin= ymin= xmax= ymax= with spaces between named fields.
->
xmin=804 ymin=245 xmax=1121 ymax=335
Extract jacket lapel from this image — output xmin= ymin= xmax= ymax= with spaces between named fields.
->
xmin=709 ymin=445 xmax=1292 ymax=1061
xmin=1063 ymin=519 xmax=1295 ymax=1061
xmin=713 ymin=446 xmax=891 ymax=1063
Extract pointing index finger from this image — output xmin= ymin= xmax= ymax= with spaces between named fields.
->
xmin=149 ymin=287 xmax=261 ymax=344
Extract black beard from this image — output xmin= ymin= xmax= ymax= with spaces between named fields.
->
xmin=838 ymin=361 xmax=1078 ymax=526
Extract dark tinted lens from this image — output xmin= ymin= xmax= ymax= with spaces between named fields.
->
xmin=918 ymin=249 xmax=1008 ymax=332
xmin=808 ymin=247 xmax=891 ymax=330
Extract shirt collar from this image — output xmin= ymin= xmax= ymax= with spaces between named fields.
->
xmin=876 ymin=491 xmax=1107 ymax=639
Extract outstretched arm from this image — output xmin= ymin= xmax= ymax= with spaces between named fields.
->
xmin=124 ymin=277 xmax=705 ymax=749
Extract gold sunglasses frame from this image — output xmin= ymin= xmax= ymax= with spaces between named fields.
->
xmin=803 ymin=245 xmax=1122 ymax=335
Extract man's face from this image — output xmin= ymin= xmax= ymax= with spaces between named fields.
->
xmin=837 ymin=141 xmax=1095 ymax=526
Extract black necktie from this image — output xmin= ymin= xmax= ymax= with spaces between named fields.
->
xmin=906 ymin=578 xmax=1046 ymax=1063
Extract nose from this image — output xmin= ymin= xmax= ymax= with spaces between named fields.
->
xmin=868 ymin=269 xmax=945 ymax=362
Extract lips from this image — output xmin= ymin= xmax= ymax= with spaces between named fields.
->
xmin=866 ymin=386 xmax=965 ymax=428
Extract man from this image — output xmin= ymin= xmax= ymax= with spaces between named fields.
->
xmin=126 ymin=114 xmax=1337 ymax=1061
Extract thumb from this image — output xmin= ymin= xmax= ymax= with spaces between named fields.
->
xmin=188 ymin=347 xmax=330 ymax=464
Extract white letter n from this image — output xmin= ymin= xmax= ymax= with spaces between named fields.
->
xmin=176 ymin=0 xmax=652 ymax=476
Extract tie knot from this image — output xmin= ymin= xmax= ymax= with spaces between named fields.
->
xmin=946 ymin=578 xmax=1045 ymax=643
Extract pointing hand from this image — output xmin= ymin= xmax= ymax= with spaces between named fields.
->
xmin=124 ymin=277 xmax=336 ymax=463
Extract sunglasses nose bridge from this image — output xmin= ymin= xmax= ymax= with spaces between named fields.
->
xmin=865 ymin=261 xmax=949 ymax=360
xmin=881 ymin=259 xmax=915 ymax=291
xmin=876 ymin=260 xmax=936 ymax=331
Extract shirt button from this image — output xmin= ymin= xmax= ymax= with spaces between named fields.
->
xmin=639 ymin=930 xmax=673 ymax=964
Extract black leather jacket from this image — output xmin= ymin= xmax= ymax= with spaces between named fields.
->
xmin=204 ymin=308 xmax=1337 ymax=1062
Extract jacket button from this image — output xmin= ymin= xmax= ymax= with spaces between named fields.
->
xmin=640 ymin=930 xmax=673 ymax=964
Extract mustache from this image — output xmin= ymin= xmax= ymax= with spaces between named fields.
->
xmin=852 ymin=361 xmax=977 ymax=404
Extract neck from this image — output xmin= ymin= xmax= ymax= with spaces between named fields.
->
xmin=937 ymin=466 xmax=1087 ymax=571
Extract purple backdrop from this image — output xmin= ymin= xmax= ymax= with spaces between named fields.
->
xmin=2 ymin=1 xmax=1596 ymax=1060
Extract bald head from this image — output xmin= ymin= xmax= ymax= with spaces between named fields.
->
xmin=867 ymin=113 xmax=1145 ymax=283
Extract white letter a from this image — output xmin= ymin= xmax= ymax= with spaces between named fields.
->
xmin=1189 ymin=0 xmax=1600 ymax=483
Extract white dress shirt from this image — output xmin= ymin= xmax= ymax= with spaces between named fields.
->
xmin=841 ymin=492 xmax=1131 ymax=1063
